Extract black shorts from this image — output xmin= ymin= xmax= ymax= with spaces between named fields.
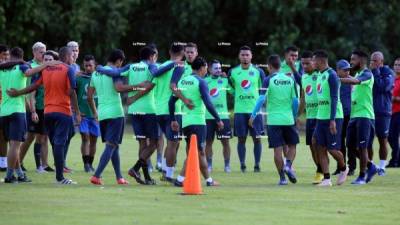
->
xmin=206 ymin=119 xmax=232 ymax=140
xmin=100 ymin=117 xmax=125 ymax=145
xmin=1 ymin=112 xmax=27 ymax=142
xmin=27 ymin=109 xmax=46 ymax=135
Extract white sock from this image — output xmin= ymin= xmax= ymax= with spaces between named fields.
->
xmin=166 ymin=166 xmax=175 ymax=178
xmin=379 ymin=160 xmax=386 ymax=169
xmin=162 ymin=158 xmax=167 ymax=171
xmin=206 ymin=177 xmax=213 ymax=183
xmin=0 ymin=157 xmax=7 ymax=168
xmin=177 ymin=175 xmax=185 ymax=182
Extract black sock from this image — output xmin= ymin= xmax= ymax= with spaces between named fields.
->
xmin=88 ymin=156 xmax=94 ymax=166
xmin=82 ymin=155 xmax=88 ymax=164
xmin=367 ymin=162 xmax=372 ymax=169
xmin=142 ymin=162 xmax=151 ymax=181
xmin=316 ymin=164 xmax=322 ymax=173
xmin=33 ymin=143 xmax=41 ymax=169
xmin=340 ymin=166 xmax=346 ymax=172
xmin=133 ymin=159 xmax=145 ymax=172
xmin=324 ymin=173 xmax=330 ymax=179
xmin=359 ymin=171 xmax=366 ymax=178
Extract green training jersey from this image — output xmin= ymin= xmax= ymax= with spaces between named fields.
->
xmin=0 ymin=64 xmax=28 ymax=116
xmin=301 ymin=71 xmax=319 ymax=119
xmin=30 ymin=60 xmax=45 ymax=110
xmin=229 ymin=64 xmax=264 ymax=113
xmin=90 ymin=66 xmax=124 ymax=121
xmin=266 ymin=72 xmax=297 ymax=125
xmin=121 ymin=61 xmax=155 ymax=115
xmin=177 ymin=74 xmax=206 ymax=128
xmin=351 ymin=69 xmax=375 ymax=119
xmin=316 ymin=68 xmax=343 ymax=120
xmin=77 ymin=74 xmax=98 ymax=118
xmin=152 ymin=60 xmax=182 ymax=115
xmin=204 ymin=75 xmax=233 ymax=120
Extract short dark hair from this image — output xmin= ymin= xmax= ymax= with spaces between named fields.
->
xmin=284 ymin=45 xmax=299 ymax=54
xmin=185 ymin=42 xmax=198 ymax=50
xmin=107 ymin=49 xmax=125 ymax=63
xmin=84 ymin=54 xmax=95 ymax=62
xmin=267 ymin=54 xmax=281 ymax=69
xmin=301 ymin=50 xmax=313 ymax=59
xmin=10 ymin=47 xmax=24 ymax=59
xmin=139 ymin=46 xmax=156 ymax=60
xmin=191 ymin=57 xmax=207 ymax=70
xmin=0 ymin=44 xmax=9 ymax=53
xmin=313 ymin=50 xmax=329 ymax=59
xmin=170 ymin=43 xmax=184 ymax=54
xmin=44 ymin=50 xmax=59 ymax=60
xmin=209 ymin=59 xmax=221 ymax=67
xmin=239 ymin=45 xmax=252 ymax=52
xmin=352 ymin=49 xmax=369 ymax=59
xmin=59 ymin=46 xmax=72 ymax=62
xmin=147 ymin=43 xmax=157 ymax=52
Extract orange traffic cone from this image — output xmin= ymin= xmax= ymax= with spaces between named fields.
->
xmin=182 ymin=134 xmax=203 ymax=195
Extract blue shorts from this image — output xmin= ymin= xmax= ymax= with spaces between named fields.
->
xmin=44 ymin=112 xmax=73 ymax=146
xmin=100 ymin=117 xmax=124 ymax=144
xmin=267 ymin=125 xmax=299 ymax=148
xmin=79 ymin=117 xmax=100 ymax=137
xmin=234 ymin=113 xmax=264 ymax=137
xmin=131 ymin=114 xmax=160 ymax=140
xmin=375 ymin=115 xmax=390 ymax=138
xmin=314 ymin=119 xmax=342 ymax=150
xmin=183 ymin=125 xmax=207 ymax=151
xmin=157 ymin=115 xmax=182 ymax=141
xmin=27 ymin=109 xmax=46 ymax=135
xmin=305 ymin=119 xmax=317 ymax=146
xmin=1 ymin=113 xmax=27 ymax=142
xmin=346 ymin=118 xmax=375 ymax=149
xmin=206 ymin=119 xmax=232 ymax=140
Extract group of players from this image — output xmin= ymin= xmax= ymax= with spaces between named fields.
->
xmin=0 ymin=41 xmax=399 ymax=187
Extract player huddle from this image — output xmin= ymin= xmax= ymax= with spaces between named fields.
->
xmin=0 ymin=41 xmax=399 ymax=187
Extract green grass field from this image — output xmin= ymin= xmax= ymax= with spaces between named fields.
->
xmin=1 ymin=132 xmax=399 ymax=225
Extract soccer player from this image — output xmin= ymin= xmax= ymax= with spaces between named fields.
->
xmin=0 ymin=44 xmax=10 ymax=172
xmin=388 ymin=58 xmax=400 ymax=168
xmin=97 ymin=46 xmax=172 ymax=185
xmin=169 ymin=56 xmax=222 ymax=187
xmin=204 ymin=60 xmax=233 ymax=173
xmin=294 ymin=51 xmax=323 ymax=184
xmin=281 ymin=45 xmax=302 ymax=74
xmin=7 ymin=46 xmax=81 ymax=184
xmin=336 ymin=59 xmax=356 ymax=176
xmin=0 ymin=47 xmax=57 ymax=183
xmin=87 ymin=49 xmax=129 ymax=185
xmin=250 ymin=54 xmax=298 ymax=185
xmin=19 ymin=42 xmax=55 ymax=173
xmin=340 ymin=50 xmax=378 ymax=185
xmin=67 ymin=41 xmax=80 ymax=72
xmin=77 ymin=55 xmax=100 ymax=173
xmin=151 ymin=43 xmax=184 ymax=182
xmin=311 ymin=51 xmax=348 ymax=187
xmin=369 ymin=51 xmax=394 ymax=175
xmin=229 ymin=45 xmax=265 ymax=172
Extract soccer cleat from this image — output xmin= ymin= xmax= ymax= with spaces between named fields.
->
xmin=4 ymin=176 xmax=18 ymax=184
xmin=21 ymin=164 xmax=27 ymax=172
xmin=17 ymin=175 xmax=32 ymax=183
xmin=224 ymin=166 xmax=231 ymax=173
xmin=63 ymin=167 xmax=73 ymax=173
xmin=117 ymin=178 xmax=129 ymax=185
xmin=366 ymin=164 xmax=378 ymax=183
xmin=284 ymin=166 xmax=297 ymax=183
xmin=36 ymin=166 xmax=47 ymax=174
xmin=164 ymin=177 xmax=175 ymax=184
xmin=351 ymin=176 xmax=366 ymax=185
xmin=0 ymin=167 xmax=7 ymax=172
xmin=128 ymin=168 xmax=145 ymax=185
xmin=90 ymin=176 xmax=103 ymax=185
xmin=386 ymin=161 xmax=398 ymax=168
xmin=240 ymin=165 xmax=247 ymax=173
xmin=278 ymin=179 xmax=288 ymax=185
xmin=155 ymin=163 xmax=163 ymax=173
xmin=312 ymin=172 xmax=324 ymax=184
xmin=254 ymin=165 xmax=261 ymax=173
xmin=206 ymin=180 xmax=220 ymax=186
xmin=377 ymin=168 xmax=386 ymax=176
xmin=347 ymin=169 xmax=355 ymax=176
xmin=43 ymin=166 xmax=55 ymax=172
xmin=336 ymin=167 xmax=349 ymax=185
xmin=174 ymin=179 xmax=183 ymax=187
xmin=57 ymin=178 xmax=77 ymax=185
xmin=317 ymin=179 xmax=332 ymax=187
xmin=145 ymin=179 xmax=156 ymax=185
xmin=84 ymin=164 xmax=91 ymax=173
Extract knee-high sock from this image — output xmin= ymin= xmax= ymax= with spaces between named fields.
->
xmin=94 ymin=144 xmax=115 ymax=178
xmin=111 ymin=147 xmax=122 ymax=179
xmin=237 ymin=142 xmax=246 ymax=165
xmin=254 ymin=142 xmax=262 ymax=166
